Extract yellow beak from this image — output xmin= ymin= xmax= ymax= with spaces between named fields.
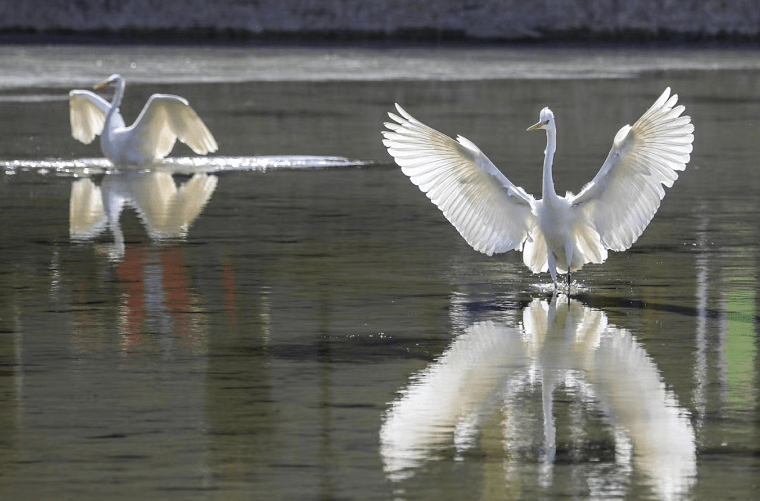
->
xmin=93 ymin=80 xmax=111 ymax=91
xmin=527 ymin=121 xmax=546 ymax=132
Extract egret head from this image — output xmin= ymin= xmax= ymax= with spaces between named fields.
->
xmin=93 ymin=74 xmax=122 ymax=91
xmin=527 ymin=108 xmax=555 ymax=132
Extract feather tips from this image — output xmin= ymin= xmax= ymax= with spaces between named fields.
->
xmin=571 ymin=88 xmax=693 ymax=252
xmin=382 ymin=104 xmax=535 ymax=256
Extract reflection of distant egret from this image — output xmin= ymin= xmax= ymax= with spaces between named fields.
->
xmin=380 ymin=296 xmax=696 ymax=500
xmin=70 ymin=74 xmax=218 ymax=166
xmin=69 ymin=171 xmax=217 ymax=260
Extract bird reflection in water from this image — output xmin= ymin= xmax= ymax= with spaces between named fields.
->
xmin=380 ymin=295 xmax=696 ymax=500
xmin=68 ymin=170 xmax=217 ymax=354
xmin=69 ymin=170 xmax=217 ymax=260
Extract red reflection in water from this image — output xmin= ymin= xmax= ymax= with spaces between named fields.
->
xmin=114 ymin=244 xmax=203 ymax=354
xmin=161 ymin=246 xmax=200 ymax=351
xmin=117 ymin=244 xmax=147 ymax=352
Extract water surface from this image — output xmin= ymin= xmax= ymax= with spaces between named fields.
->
xmin=0 ymin=44 xmax=758 ymax=500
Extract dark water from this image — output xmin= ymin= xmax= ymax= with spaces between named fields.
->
xmin=0 ymin=45 xmax=759 ymax=500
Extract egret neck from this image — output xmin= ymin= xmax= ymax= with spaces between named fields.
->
xmin=540 ymin=119 xmax=558 ymax=202
xmin=96 ymin=75 xmax=124 ymax=128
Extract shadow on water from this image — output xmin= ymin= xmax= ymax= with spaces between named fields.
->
xmin=449 ymin=289 xmax=760 ymax=326
xmin=381 ymin=293 xmax=697 ymax=500
xmin=576 ymin=293 xmax=760 ymax=325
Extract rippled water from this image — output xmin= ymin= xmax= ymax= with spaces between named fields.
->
xmin=0 ymin=44 xmax=759 ymax=500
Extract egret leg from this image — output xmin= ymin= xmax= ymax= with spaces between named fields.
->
xmin=548 ymin=254 xmax=558 ymax=289
xmin=564 ymin=241 xmax=574 ymax=290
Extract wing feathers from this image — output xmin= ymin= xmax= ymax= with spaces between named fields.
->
xmin=383 ymin=104 xmax=536 ymax=256
xmin=69 ymin=90 xmax=111 ymax=144
xmin=132 ymin=94 xmax=218 ymax=161
xmin=571 ymin=88 xmax=693 ymax=252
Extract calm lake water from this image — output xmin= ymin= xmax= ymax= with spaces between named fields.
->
xmin=0 ymin=44 xmax=759 ymax=500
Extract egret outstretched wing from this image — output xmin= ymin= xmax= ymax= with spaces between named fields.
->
xmin=383 ymin=104 xmax=536 ymax=256
xmin=69 ymin=90 xmax=111 ymax=144
xmin=131 ymin=94 xmax=218 ymax=160
xmin=570 ymin=88 xmax=694 ymax=251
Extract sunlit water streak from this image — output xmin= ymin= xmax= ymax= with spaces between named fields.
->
xmin=0 ymin=155 xmax=368 ymax=177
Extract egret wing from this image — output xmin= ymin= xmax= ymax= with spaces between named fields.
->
xmin=131 ymin=94 xmax=218 ymax=160
xmin=383 ymin=104 xmax=536 ymax=256
xmin=570 ymin=88 xmax=693 ymax=251
xmin=69 ymin=90 xmax=111 ymax=144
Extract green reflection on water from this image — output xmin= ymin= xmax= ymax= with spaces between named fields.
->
xmin=725 ymin=265 xmax=757 ymax=412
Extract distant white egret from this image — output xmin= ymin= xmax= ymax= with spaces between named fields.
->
xmin=69 ymin=74 xmax=218 ymax=166
xmin=382 ymin=88 xmax=694 ymax=287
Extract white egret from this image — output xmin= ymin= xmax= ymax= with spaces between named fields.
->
xmin=382 ymin=88 xmax=694 ymax=287
xmin=69 ymin=74 xmax=218 ymax=166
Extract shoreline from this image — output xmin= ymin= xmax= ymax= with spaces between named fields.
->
xmin=2 ymin=28 xmax=760 ymax=47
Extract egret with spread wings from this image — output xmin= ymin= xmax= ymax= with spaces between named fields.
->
xmin=69 ymin=74 xmax=218 ymax=166
xmin=382 ymin=88 xmax=693 ymax=287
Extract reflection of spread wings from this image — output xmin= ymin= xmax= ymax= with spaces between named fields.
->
xmin=69 ymin=172 xmax=218 ymax=244
xmin=130 ymin=95 xmax=219 ymax=159
xmin=69 ymin=178 xmax=107 ymax=240
xmin=380 ymin=320 xmax=525 ymax=479
xmin=69 ymin=90 xmax=111 ymax=144
xmin=587 ymin=325 xmax=696 ymax=499
xmin=381 ymin=297 xmax=696 ymax=499
xmin=130 ymin=172 xmax=218 ymax=238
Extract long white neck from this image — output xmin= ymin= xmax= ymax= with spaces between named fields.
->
xmin=105 ymin=77 xmax=125 ymax=123
xmin=541 ymin=125 xmax=558 ymax=201
xmin=100 ymin=77 xmax=127 ymax=161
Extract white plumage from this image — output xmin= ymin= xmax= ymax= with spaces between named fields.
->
xmin=70 ymin=74 xmax=218 ymax=166
xmin=382 ymin=88 xmax=694 ymax=286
